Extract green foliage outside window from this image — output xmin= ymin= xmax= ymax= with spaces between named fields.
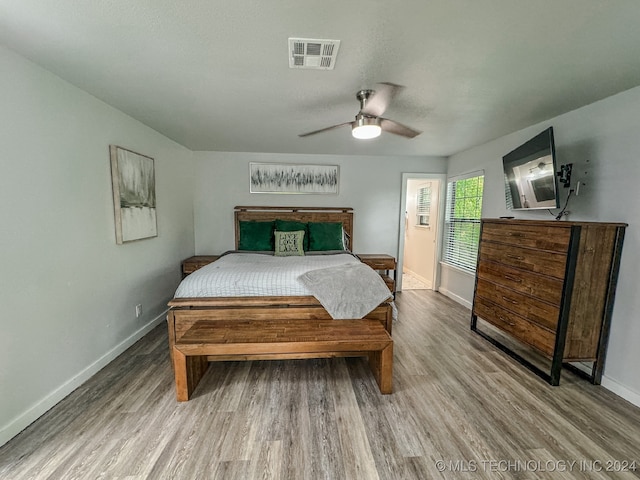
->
xmin=443 ymin=175 xmax=484 ymax=272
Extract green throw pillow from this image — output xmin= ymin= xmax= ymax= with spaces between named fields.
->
xmin=275 ymin=219 xmax=309 ymax=250
xmin=307 ymin=222 xmax=345 ymax=251
xmin=274 ymin=230 xmax=305 ymax=256
xmin=238 ymin=220 xmax=275 ymax=251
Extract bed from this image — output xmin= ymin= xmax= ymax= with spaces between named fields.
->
xmin=166 ymin=206 xmax=395 ymax=365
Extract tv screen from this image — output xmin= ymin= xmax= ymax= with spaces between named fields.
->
xmin=503 ymin=127 xmax=559 ymax=210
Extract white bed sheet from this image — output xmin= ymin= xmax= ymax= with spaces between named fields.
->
xmin=174 ymin=252 xmax=361 ymax=298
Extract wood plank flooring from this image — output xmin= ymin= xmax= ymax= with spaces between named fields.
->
xmin=1 ymin=290 xmax=639 ymax=479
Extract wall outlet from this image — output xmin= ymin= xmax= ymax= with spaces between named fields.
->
xmin=135 ymin=304 xmax=143 ymax=318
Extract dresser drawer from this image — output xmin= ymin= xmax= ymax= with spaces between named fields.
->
xmin=474 ymin=297 xmax=556 ymax=357
xmin=477 ymin=260 xmax=564 ymax=305
xmin=357 ymin=255 xmax=396 ymax=270
xmin=479 ymin=242 xmax=567 ymax=279
xmin=474 ymin=279 xmax=559 ymax=331
xmin=481 ymin=222 xmax=571 ymax=252
xmin=182 ymin=256 xmax=220 ymax=276
xmin=183 ymin=262 xmax=209 ymax=274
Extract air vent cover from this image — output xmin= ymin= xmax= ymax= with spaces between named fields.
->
xmin=288 ymin=38 xmax=341 ymax=70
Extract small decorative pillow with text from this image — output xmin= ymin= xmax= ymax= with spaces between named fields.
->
xmin=274 ymin=230 xmax=305 ymax=256
xmin=275 ymin=219 xmax=309 ymax=250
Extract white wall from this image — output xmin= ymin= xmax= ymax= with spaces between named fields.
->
xmin=0 ymin=47 xmax=195 ymax=446
xmin=442 ymin=86 xmax=640 ymax=405
xmin=193 ymin=152 xmax=447 ymax=256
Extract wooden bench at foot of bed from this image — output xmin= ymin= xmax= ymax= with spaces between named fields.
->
xmin=172 ymin=318 xmax=393 ymax=401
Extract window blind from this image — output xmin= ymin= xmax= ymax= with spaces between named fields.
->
xmin=443 ymin=174 xmax=484 ymax=273
xmin=416 ymin=183 xmax=431 ymax=226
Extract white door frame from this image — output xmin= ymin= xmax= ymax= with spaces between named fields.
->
xmin=397 ymin=173 xmax=447 ymax=292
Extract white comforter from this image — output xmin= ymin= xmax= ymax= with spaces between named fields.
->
xmin=174 ymin=252 xmax=361 ymax=298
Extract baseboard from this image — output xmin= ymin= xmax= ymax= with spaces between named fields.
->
xmin=437 ymin=286 xmax=472 ymax=310
xmin=601 ymin=375 xmax=640 ymax=409
xmin=0 ymin=310 xmax=167 ymax=448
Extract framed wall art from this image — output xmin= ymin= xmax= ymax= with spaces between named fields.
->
xmin=249 ymin=162 xmax=339 ymax=194
xmin=110 ymin=145 xmax=157 ymax=244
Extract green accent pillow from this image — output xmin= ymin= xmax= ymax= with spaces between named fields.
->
xmin=307 ymin=222 xmax=345 ymax=251
xmin=275 ymin=219 xmax=309 ymax=250
xmin=238 ymin=220 xmax=274 ymax=251
xmin=274 ymin=230 xmax=305 ymax=256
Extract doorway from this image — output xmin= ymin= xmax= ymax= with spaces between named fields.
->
xmin=397 ymin=173 xmax=447 ymax=292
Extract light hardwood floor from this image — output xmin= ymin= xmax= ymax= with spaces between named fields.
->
xmin=1 ymin=291 xmax=639 ymax=479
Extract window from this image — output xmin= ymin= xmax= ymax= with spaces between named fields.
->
xmin=416 ymin=183 xmax=432 ymax=226
xmin=443 ymin=172 xmax=484 ymax=273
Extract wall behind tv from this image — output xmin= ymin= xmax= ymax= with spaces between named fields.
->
xmin=441 ymin=85 xmax=640 ymax=405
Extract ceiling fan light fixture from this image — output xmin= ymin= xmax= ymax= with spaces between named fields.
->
xmin=352 ymin=115 xmax=381 ymax=139
xmin=299 ymin=83 xmax=420 ymax=139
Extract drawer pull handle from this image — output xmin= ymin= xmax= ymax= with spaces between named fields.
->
xmin=502 ymin=296 xmax=518 ymax=304
xmin=503 ymin=274 xmax=522 ymax=283
xmin=507 ymin=232 xmax=523 ymax=237
xmin=506 ymin=254 xmax=524 ymax=260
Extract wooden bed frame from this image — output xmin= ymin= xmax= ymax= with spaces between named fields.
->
xmin=167 ymin=206 xmax=394 ymax=365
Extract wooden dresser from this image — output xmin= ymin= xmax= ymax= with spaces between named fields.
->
xmin=471 ymin=219 xmax=626 ymax=385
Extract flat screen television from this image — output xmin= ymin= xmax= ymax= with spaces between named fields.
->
xmin=503 ymin=127 xmax=559 ymax=210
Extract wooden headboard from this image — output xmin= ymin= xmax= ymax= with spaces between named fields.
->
xmin=234 ymin=206 xmax=354 ymax=250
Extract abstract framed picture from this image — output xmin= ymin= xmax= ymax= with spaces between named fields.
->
xmin=110 ymin=145 xmax=157 ymax=244
xmin=249 ymin=162 xmax=339 ymax=194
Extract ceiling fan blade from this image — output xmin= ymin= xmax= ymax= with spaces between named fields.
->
xmin=380 ymin=118 xmax=422 ymax=138
xmin=360 ymin=82 xmax=404 ymax=117
xmin=298 ymin=122 xmax=353 ymax=137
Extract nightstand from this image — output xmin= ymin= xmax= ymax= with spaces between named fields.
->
xmin=181 ymin=255 xmax=220 ymax=278
xmin=356 ymin=254 xmax=396 ymax=295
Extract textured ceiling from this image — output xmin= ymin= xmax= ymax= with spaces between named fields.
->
xmin=2 ymin=0 xmax=640 ymax=156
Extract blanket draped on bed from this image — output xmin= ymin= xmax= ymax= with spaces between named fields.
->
xmin=174 ymin=252 xmax=361 ymax=298
xmin=297 ymin=263 xmax=392 ymax=319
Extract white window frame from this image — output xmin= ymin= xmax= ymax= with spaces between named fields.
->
xmin=442 ymin=170 xmax=484 ymax=274
xmin=416 ymin=183 xmax=432 ymax=227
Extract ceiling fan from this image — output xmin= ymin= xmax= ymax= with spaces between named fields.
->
xmin=298 ymin=82 xmax=421 ymax=140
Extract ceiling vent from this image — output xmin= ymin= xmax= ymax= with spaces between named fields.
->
xmin=288 ymin=38 xmax=341 ymax=70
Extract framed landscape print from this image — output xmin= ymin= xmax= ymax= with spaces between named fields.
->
xmin=249 ymin=162 xmax=339 ymax=194
xmin=110 ymin=145 xmax=157 ymax=244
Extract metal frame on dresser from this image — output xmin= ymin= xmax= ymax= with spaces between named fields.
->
xmin=470 ymin=219 xmax=626 ymax=386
